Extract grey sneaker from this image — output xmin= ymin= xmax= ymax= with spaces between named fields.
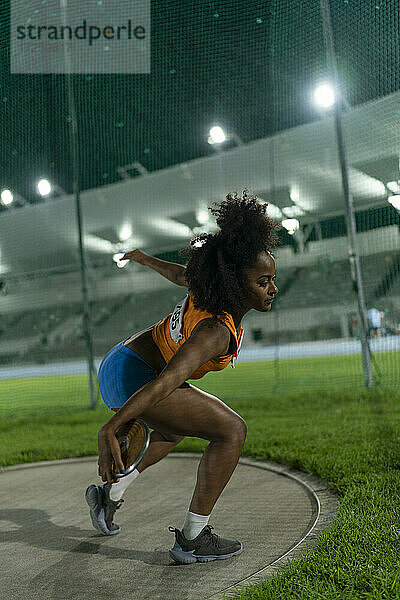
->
xmin=85 ymin=483 xmax=124 ymax=535
xmin=168 ymin=525 xmax=243 ymax=564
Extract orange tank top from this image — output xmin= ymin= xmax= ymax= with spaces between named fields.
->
xmin=151 ymin=293 xmax=244 ymax=380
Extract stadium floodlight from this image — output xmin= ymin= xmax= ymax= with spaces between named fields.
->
xmin=113 ymin=252 xmax=129 ymax=268
xmin=388 ymin=195 xmax=400 ymax=210
xmin=313 ymin=82 xmax=336 ymax=109
xmin=37 ymin=178 xmax=52 ymax=196
xmin=0 ymin=189 xmax=13 ymax=207
xmin=207 ymin=126 xmax=226 ymax=145
xmin=282 ymin=218 xmax=300 ymax=235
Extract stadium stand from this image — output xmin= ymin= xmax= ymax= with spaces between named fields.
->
xmin=0 ymin=247 xmax=399 ymax=366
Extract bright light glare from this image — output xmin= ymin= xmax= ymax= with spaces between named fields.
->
xmin=314 ymin=83 xmax=335 ymax=109
xmin=37 ymin=179 xmax=51 ymax=196
xmin=0 ymin=189 xmax=13 ymax=206
xmin=197 ymin=208 xmax=209 ymax=224
xmin=282 ymin=205 xmax=305 ymax=218
xmin=263 ymin=202 xmax=282 ymax=221
xmin=151 ymin=218 xmax=192 ymax=238
xmin=388 ymin=195 xmax=400 ymax=210
xmin=282 ymin=218 xmax=300 ymax=235
xmin=208 ymin=126 xmax=226 ymax=144
xmin=386 ymin=181 xmax=400 ymax=193
xmin=119 ymin=224 xmax=132 ymax=241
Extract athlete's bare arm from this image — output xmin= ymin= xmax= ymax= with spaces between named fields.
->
xmin=122 ymin=248 xmax=187 ymax=287
xmin=98 ymin=318 xmax=230 ymax=483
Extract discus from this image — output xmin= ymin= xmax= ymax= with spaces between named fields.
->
xmin=111 ymin=418 xmax=150 ymax=481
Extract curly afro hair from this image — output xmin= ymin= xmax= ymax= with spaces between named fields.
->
xmin=179 ymin=188 xmax=281 ymax=318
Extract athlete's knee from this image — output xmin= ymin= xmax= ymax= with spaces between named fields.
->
xmin=235 ymin=417 xmax=247 ymax=443
xmin=219 ymin=416 xmax=247 ymax=445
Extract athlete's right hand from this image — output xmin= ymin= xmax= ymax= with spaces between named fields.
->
xmin=97 ymin=426 xmax=125 ymax=484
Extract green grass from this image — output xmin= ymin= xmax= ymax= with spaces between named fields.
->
xmin=1 ymin=356 xmax=400 ymax=598
xmin=1 ymin=349 xmax=399 ymax=419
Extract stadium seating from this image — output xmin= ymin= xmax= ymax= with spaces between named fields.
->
xmin=0 ymin=249 xmax=399 ymax=366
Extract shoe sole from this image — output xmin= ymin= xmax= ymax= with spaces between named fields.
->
xmin=85 ymin=485 xmax=120 ymax=536
xmin=169 ymin=543 xmax=243 ymax=564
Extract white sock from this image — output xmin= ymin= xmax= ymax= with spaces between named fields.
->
xmin=182 ymin=510 xmax=211 ymax=540
xmin=109 ymin=468 xmax=140 ymax=501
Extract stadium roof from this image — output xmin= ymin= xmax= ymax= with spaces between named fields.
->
xmin=0 ymin=1 xmax=399 ymax=276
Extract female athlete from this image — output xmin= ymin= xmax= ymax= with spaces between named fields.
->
xmin=85 ymin=189 xmax=280 ymax=564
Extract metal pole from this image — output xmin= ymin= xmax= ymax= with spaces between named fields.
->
xmin=269 ymin=7 xmax=281 ymax=394
xmin=320 ymin=0 xmax=373 ymax=387
xmin=62 ymin=1 xmax=97 ymax=408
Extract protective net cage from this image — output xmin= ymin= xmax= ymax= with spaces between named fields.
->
xmin=0 ymin=0 xmax=399 ymax=417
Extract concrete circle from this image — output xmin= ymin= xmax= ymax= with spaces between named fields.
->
xmin=0 ymin=453 xmax=340 ymax=600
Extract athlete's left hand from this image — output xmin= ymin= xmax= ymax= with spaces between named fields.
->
xmin=97 ymin=425 xmax=124 ymax=484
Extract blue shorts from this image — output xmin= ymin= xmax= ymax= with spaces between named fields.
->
xmin=97 ymin=339 xmax=189 ymax=410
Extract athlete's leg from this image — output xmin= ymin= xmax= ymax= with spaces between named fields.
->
xmin=139 ymin=385 xmax=247 ymax=516
xmin=89 ymin=343 xmax=184 ymax=534
xmin=111 ymin=407 xmax=184 ymax=473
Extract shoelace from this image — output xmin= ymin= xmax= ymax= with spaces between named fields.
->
xmin=202 ymin=525 xmax=220 ymax=549
xmin=168 ymin=524 xmax=220 ymax=548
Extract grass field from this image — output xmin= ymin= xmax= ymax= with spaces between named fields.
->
xmin=1 ymin=354 xmax=400 ymax=599
xmin=1 ymin=349 xmax=399 ymax=419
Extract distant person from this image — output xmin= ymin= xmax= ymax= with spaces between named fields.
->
xmin=380 ymin=310 xmax=386 ymax=336
xmin=367 ymin=307 xmax=382 ymax=337
xmin=85 ymin=189 xmax=280 ymax=564
xmin=350 ymin=313 xmax=359 ymax=337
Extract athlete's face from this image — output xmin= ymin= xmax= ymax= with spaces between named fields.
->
xmin=242 ymin=251 xmax=278 ymax=312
